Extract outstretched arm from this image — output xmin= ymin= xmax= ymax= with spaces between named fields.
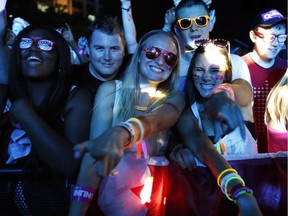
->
xmin=120 ymin=0 xmax=138 ymax=54
xmin=74 ymin=92 xmax=185 ymax=174
xmin=176 ymin=109 xmax=262 ymax=216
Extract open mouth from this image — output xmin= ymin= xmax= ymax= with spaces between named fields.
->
xmin=26 ymin=56 xmax=42 ymax=64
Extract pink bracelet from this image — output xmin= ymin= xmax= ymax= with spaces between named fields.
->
xmin=213 ymin=85 xmax=235 ymax=101
xmin=71 ymin=184 xmax=96 ymax=203
xmin=77 ymin=48 xmax=84 ymax=55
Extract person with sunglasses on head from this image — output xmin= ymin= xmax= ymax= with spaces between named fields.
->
xmin=0 ymin=16 xmax=93 ymax=215
xmin=172 ymin=0 xmax=256 ymax=148
xmin=242 ymin=8 xmax=287 ymax=153
xmin=166 ymin=39 xmax=261 ymax=216
xmin=69 ymin=30 xmax=184 ymax=216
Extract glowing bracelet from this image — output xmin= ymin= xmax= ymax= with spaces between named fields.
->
xmin=217 ymin=168 xmax=238 ymax=186
xmin=232 ymin=186 xmax=253 ymax=202
xmin=224 ymin=176 xmax=245 ymax=201
xmin=220 ymin=172 xmax=240 ymax=194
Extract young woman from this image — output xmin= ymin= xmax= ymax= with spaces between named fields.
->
xmin=265 ymin=70 xmax=288 ymax=153
xmin=0 ymin=25 xmax=92 ymax=215
xmin=167 ymin=39 xmax=261 ymax=216
xmin=69 ymin=29 xmax=184 ymax=216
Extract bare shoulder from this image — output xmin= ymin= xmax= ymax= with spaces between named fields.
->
xmin=64 ymin=87 xmax=93 ymax=114
xmin=93 ymin=80 xmax=117 ymax=108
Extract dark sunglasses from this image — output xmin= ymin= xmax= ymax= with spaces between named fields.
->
xmin=143 ymin=46 xmax=178 ymax=67
xmin=177 ymin=15 xmax=210 ymax=30
xmin=19 ymin=37 xmax=56 ymax=51
xmin=253 ymin=30 xmax=287 ymax=43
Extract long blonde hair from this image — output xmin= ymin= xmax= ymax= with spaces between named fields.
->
xmin=114 ymin=30 xmax=180 ymax=123
xmin=114 ymin=30 xmax=181 ymax=155
xmin=264 ymin=70 xmax=288 ymax=129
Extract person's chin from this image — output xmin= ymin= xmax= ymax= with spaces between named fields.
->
xmin=100 ymin=71 xmax=117 ymax=78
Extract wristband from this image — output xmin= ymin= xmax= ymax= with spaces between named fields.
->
xmin=77 ymin=48 xmax=84 ymax=55
xmin=217 ymin=168 xmax=238 ymax=186
xmin=232 ymin=186 xmax=253 ymax=201
xmin=71 ymin=184 xmax=96 ymax=203
xmin=118 ymin=122 xmax=135 ymax=148
xmin=121 ymin=6 xmax=131 ymax=12
xmin=127 ymin=117 xmax=145 ymax=142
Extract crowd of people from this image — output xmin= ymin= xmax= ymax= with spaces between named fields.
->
xmin=0 ymin=0 xmax=287 ymax=215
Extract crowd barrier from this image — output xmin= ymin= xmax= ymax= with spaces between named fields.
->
xmin=0 ymin=152 xmax=287 ymax=216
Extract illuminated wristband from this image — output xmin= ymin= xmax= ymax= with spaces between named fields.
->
xmin=71 ymin=185 xmax=96 ymax=203
xmin=77 ymin=48 xmax=84 ymax=55
xmin=232 ymin=186 xmax=253 ymax=201
xmin=224 ymin=176 xmax=245 ymax=201
xmin=220 ymin=173 xmax=240 ymax=194
xmin=217 ymin=168 xmax=238 ymax=186
xmin=213 ymin=85 xmax=235 ymax=101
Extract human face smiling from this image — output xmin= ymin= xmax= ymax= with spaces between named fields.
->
xmin=175 ymin=4 xmax=211 ymax=51
xmin=20 ymin=29 xmax=57 ymax=81
xmin=139 ymin=35 xmax=178 ymax=85
xmin=88 ymin=30 xmax=125 ymax=78
xmin=193 ymin=53 xmax=226 ymax=98
xmin=253 ymin=26 xmax=286 ymax=61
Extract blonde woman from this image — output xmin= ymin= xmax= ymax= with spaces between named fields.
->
xmin=264 ymin=70 xmax=288 ymax=153
xmin=69 ymin=29 xmax=184 ymax=216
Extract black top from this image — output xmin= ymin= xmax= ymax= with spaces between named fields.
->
xmin=71 ymin=54 xmax=132 ymax=96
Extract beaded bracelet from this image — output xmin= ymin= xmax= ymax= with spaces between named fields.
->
xmin=232 ymin=186 xmax=253 ymax=201
xmin=71 ymin=184 xmax=96 ymax=203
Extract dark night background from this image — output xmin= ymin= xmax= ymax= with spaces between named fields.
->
xmin=5 ymin=0 xmax=287 ymax=49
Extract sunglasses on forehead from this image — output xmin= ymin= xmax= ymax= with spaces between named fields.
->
xmin=195 ymin=38 xmax=230 ymax=52
xmin=177 ymin=15 xmax=210 ymax=30
xmin=19 ymin=37 xmax=56 ymax=51
xmin=143 ymin=46 xmax=178 ymax=67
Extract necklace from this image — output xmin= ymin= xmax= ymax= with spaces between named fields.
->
xmin=135 ymin=105 xmax=148 ymax=111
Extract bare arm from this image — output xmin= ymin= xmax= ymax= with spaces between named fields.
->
xmin=0 ymin=9 xmax=9 ymax=85
xmin=228 ymin=78 xmax=252 ymax=107
xmin=9 ymin=88 xmax=92 ymax=178
xmin=61 ymin=23 xmax=89 ymax=64
xmin=0 ymin=9 xmax=9 ymax=113
xmin=69 ymin=81 xmax=116 ymax=216
xmin=120 ymin=0 xmax=138 ymax=54
xmin=176 ymin=109 xmax=262 ymax=216
xmin=74 ymin=92 xmax=185 ymax=169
